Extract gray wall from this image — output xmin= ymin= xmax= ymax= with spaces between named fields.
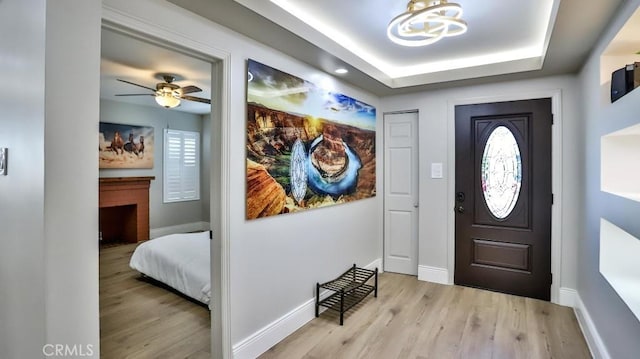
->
xmin=226 ymin=48 xmax=382 ymax=346
xmin=578 ymin=0 xmax=640 ymax=357
xmin=99 ymin=99 xmax=209 ymax=230
xmin=1 ymin=0 xmax=102 ymax=357
xmin=45 ymin=1 xmax=101 ymax=351
xmin=381 ymin=75 xmax=582 ymax=293
xmin=0 ymin=0 xmax=47 ymax=357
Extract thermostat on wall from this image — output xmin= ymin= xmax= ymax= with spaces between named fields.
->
xmin=0 ymin=148 xmax=7 ymax=175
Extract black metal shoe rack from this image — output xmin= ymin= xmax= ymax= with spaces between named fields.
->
xmin=315 ymin=264 xmax=378 ymax=325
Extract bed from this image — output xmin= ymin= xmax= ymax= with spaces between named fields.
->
xmin=129 ymin=231 xmax=211 ymax=305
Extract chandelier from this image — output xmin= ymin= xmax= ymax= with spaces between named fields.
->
xmin=387 ymin=0 xmax=468 ymax=47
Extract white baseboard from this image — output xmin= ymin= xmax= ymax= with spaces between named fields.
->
xmin=574 ymin=292 xmax=611 ymax=359
xmin=558 ymin=287 xmax=578 ymax=307
xmin=418 ymin=265 xmax=450 ymax=285
xmin=232 ymin=258 xmax=382 ymax=359
xmin=365 ymin=258 xmax=383 ymax=273
xmin=232 ymin=296 xmax=316 ymax=359
xmin=149 ymin=221 xmax=210 ymax=239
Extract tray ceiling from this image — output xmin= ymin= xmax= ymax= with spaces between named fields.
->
xmin=235 ymin=0 xmax=560 ymax=87
xmin=110 ymin=0 xmax=626 ymax=96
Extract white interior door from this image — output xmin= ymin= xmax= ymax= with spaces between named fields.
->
xmin=384 ymin=112 xmax=419 ymax=275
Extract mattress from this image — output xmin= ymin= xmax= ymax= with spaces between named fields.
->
xmin=130 ymin=231 xmax=210 ymax=305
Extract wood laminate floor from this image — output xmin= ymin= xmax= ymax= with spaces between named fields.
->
xmin=99 ymin=242 xmax=210 ymax=359
xmin=261 ymin=272 xmax=591 ymax=359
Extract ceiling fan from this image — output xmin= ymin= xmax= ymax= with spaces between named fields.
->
xmin=116 ymin=74 xmax=211 ymax=109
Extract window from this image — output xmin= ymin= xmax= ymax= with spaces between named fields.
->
xmin=481 ymin=125 xmax=522 ymax=219
xmin=163 ymin=128 xmax=200 ymax=203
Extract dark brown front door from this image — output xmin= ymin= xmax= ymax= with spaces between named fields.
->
xmin=454 ymin=99 xmax=552 ymax=301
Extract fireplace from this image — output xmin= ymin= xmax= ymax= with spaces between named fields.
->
xmin=99 ymin=177 xmax=154 ymax=243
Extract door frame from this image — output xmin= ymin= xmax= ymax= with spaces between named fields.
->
xmin=102 ymin=6 xmax=232 ymax=358
xmin=446 ymin=90 xmax=563 ymax=304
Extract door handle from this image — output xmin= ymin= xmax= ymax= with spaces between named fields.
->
xmin=456 ymin=205 xmax=465 ymax=213
xmin=414 ymin=203 xmax=419 ymax=208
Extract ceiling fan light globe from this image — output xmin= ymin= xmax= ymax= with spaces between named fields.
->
xmin=117 ymin=76 xmax=207 ymax=108
xmin=155 ymin=93 xmax=181 ymax=108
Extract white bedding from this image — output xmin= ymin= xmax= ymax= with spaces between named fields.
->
xmin=130 ymin=231 xmax=211 ymax=305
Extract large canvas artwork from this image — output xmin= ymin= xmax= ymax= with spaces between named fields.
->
xmin=246 ymin=59 xmax=376 ymax=219
xmin=99 ymin=122 xmax=154 ymax=169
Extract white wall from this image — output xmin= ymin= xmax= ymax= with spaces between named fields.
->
xmin=381 ymin=75 xmax=581 ymax=293
xmin=577 ymin=0 xmax=640 ymax=357
xmin=0 ymin=0 xmax=47 ymax=357
xmin=103 ymin=0 xmax=383 ymax=354
xmin=99 ymin=99 xmax=208 ymax=230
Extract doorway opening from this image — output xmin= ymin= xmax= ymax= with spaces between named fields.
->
xmin=98 ymin=23 xmax=226 ymax=357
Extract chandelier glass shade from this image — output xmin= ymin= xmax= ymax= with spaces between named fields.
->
xmin=387 ymin=0 xmax=467 ymax=47
xmin=155 ymin=86 xmax=181 ymax=108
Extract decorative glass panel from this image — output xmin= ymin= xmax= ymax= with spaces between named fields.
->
xmin=481 ymin=126 xmax=522 ymax=219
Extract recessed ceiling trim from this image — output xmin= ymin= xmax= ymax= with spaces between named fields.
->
xmin=233 ymin=0 xmax=394 ymax=85
xmin=387 ymin=46 xmax=541 ymax=78
xmin=234 ymin=0 xmax=561 ymax=88
xmin=537 ymin=0 xmax=562 ymax=70
xmin=393 ymin=56 xmax=543 ymax=88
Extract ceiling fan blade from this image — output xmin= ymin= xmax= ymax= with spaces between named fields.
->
xmin=181 ymin=95 xmax=211 ymax=104
xmin=115 ymin=94 xmax=155 ymax=97
xmin=180 ymin=85 xmax=202 ymax=94
xmin=117 ymin=79 xmax=156 ymax=92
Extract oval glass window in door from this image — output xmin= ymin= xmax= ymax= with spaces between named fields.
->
xmin=481 ymin=126 xmax=522 ymax=219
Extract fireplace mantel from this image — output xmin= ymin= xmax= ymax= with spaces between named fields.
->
xmin=99 ymin=176 xmax=155 ymax=243
xmin=99 ymin=176 xmax=155 ymax=185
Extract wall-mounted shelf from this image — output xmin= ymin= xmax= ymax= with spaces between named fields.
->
xmin=599 ymin=7 xmax=640 ymax=104
xmin=601 ymin=123 xmax=640 ymax=203
xmin=600 ymin=219 xmax=640 ymax=321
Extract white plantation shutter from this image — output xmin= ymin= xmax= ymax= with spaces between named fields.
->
xmin=163 ymin=129 xmax=200 ymax=203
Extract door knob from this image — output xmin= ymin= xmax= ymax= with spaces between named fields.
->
xmin=414 ymin=203 xmax=419 ymax=208
xmin=456 ymin=205 xmax=465 ymax=213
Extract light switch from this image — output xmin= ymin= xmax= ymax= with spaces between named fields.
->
xmin=0 ymin=148 xmax=6 ymax=176
xmin=431 ymin=162 xmax=443 ymax=179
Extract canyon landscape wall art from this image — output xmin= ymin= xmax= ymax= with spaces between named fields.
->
xmin=246 ymin=59 xmax=376 ymax=219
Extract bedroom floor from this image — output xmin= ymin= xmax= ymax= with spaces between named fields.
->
xmin=99 ymin=242 xmax=210 ymax=359
xmin=260 ymin=272 xmax=591 ymax=359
